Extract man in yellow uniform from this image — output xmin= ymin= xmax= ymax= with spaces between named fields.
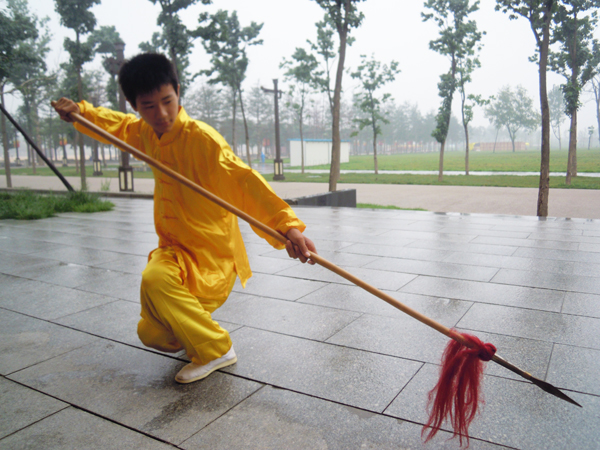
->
xmin=53 ymin=53 xmax=316 ymax=384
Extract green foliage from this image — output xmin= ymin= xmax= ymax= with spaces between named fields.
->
xmin=142 ymin=0 xmax=212 ymax=96
xmin=422 ymin=0 xmax=482 ymax=146
xmin=55 ymin=0 xmax=99 ymax=70
xmin=281 ymin=47 xmax=319 ymax=172
xmin=350 ymin=54 xmax=400 ymax=139
xmin=312 ymin=0 xmax=366 ymax=191
xmin=90 ymin=25 xmax=123 ymax=109
xmin=313 ymin=0 xmax=365 ymax=29
xmin=282 ymin=48 xmax=319 ymax=91
xmin=485 ymin=85 xmax=540 ymax=150
xmin=0 ymin=190 xmax=114 ymax=220
xmin=307 ymin=17 xmax=336 ymax=111
xmin=0 ymin=0 xmax=40 ymax=83
xmin=549 ymin=1 xmax=600 ymax=117
xmin=197 ymin=10 xmax=263 ymax=91
xmin=197 ymin=9 xmax=263 ymax=154
xmin=548 ymin=85 xmax=567 ymax=144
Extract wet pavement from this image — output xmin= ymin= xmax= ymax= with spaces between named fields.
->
xmin=1 ymin=199 xmax=600 ymax=449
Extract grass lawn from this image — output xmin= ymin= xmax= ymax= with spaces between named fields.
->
xmin=0 ymin=190 xmax=114 ymax=220
xmin=3 ymin=149 xmax=599 ymax=189
xmin=289 ymin=149 xmax=600 ymax=173
xmin=270 ymin=172 xmax=600 ymax=189
xmin=0 ymin=165 xmax=156 ymax=179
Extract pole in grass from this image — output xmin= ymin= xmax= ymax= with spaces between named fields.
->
xmin=56 ymin=103 xmax=582 ymax=445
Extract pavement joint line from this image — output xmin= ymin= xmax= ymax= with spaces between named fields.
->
xmin=0 ymin=388 xmax=70 ymax=442
xmin=180 ymin=384 xmax=270 ymax=446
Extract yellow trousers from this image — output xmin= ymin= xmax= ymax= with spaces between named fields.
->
xmin=137 ymin=247 xmax=234 ymax=365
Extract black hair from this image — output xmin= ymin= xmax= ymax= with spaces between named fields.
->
xmin=118 ymin=53 xmax=179 ymax=106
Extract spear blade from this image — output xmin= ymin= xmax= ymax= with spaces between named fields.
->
xmin=492 ymin=354 xmax=582 ymax=407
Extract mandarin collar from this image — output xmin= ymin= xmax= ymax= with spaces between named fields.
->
xmin=154 ymin=106 xmax=189 ymax=146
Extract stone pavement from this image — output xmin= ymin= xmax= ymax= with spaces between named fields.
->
xmin=3 ymin=174 xmax=600 ymax=219
xmin=1 ymin=197 xmax=600 ymax=449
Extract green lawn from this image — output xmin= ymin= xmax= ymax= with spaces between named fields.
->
xmin=290 ymin=149 xmax=600 ymax=173
xmin=0 ymin=190 xmax=114 ymax=220
xmin=0 ymin=165 xmax=156 ymax=179
xmin=3 ymin=149 xmax=599 ymax=189
xmin=269 ymin=172 xmax=600 ymax=189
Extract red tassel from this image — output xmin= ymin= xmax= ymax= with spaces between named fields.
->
xmin=422 ymin=330 xmax=496 ymax=447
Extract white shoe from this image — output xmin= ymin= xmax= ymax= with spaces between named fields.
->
xmin=175 ymin=347 xmax=237 ymax=384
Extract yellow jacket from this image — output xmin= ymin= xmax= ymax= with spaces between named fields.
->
xmin=75 ymin=101 xmax=305 ymax=300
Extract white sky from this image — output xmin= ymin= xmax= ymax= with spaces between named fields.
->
xmin=6 ymin=0 xmax=600 ymax=130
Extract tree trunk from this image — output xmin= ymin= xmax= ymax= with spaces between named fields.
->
xmin=464 ymin=122 xmax=470 ymax=175
xmin=461 ymin=89 xmax=469 ymax=175
xmin=61 ymin=136 xmax=68 ymax=166
xmin=238 ymin=89 xmax=252 ymax=169
xmin=328 ymin=6 xmax=350 ymax=192
xmin=76 ymin=34 xmax=86 ymax=190
xmin=372 ymin=131 xmax=378 ymax=175
xmin=566 ymin=108 xmax=577 ymax=185
xmin=300 ymin=117 xmax=305 ymax=174
xmin=438 ymin=140 xmax=445 ymax=182
xmin=73 ymin=135 xmax=79 ymax=174
xmin=593 ymin=79 xmax=600 ymax=148
xmin=231 ymin=88 xmax=237 ymax=155
xmin=493 ymin=128 xmax=499 ymax=153
xmin=566 ymin=16 xmax=578 ymax=185
xmin=0 ymin=86 xmax=12 ymax=188
xmin=536 ymin=4 xmax=553 ymax=218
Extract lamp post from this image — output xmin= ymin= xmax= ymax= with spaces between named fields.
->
xmin=109 ymin=41 xmax=133 ymax=191
xmin=261 ymin=79 xmax=284 ymax=180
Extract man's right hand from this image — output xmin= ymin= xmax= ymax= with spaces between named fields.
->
xmin=52 ymin=98 xmax=80 ymax=123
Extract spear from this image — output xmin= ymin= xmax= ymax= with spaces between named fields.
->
xmin=55 ymin=103 xmax=581 ymax=444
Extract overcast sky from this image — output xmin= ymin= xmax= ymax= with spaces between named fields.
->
xmin=6 ymin=0 xmax=600 ymax=130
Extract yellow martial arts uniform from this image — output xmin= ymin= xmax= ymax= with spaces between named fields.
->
xmin=74 ymin=101 xmax=305 ymax=365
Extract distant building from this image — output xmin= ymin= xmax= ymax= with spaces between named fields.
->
xmin=289 ymin=139 xmax=350 ymax=167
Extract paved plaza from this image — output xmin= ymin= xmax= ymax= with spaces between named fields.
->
xmin=1 ymin=197 xmax=600 ymax=449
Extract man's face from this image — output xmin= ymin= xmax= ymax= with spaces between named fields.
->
xmin=132 ymin=84 xmax=180 ymax=138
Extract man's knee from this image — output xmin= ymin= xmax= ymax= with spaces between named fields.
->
xmin=141 ymin=261 xmax=180 ymax=297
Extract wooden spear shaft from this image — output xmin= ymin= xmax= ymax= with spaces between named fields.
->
xmin=60 ymin=105 xmax=581 ymax=407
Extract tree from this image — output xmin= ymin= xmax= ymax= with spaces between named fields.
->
xmin=281 ymin=48 xmax=319 ymax=174
xmin=592 ymin=75 xmax=600 ymax=148
xmin=350 ymin=54 xmax=400 ymax=174
xmin=484 ymin=85 xmax=540 ymax=151
xmin=197 ymin=10 xmax=263 ymax=169
xmin=247 ymin=83 xmax=273 ymax=158
xmin=90 ymin=25 xmax=123 ymax=110
xmin=55 ymin=0 xmax=100 ymax=189
xmin=549 ymin=0 xmax=600 ymax=184
xmin=456 ymin=31 xmax=484 ymax=175
xmin=141 ymin=0 xmax=212 ymax=97
xmin=422 ymin=0 xmax=482 ymax=181
xmin=548 ymin=84 xmax=567 ymax=148
xmin=10 ymin=11 xmax=53 ymax=174
xmin=313 ymin=0 xmax=365 ymax=192
xmin=495 ymin=0 xmax=557 ymax=217
xmin=185 ymin=81 xmax=226 ymax=129
xmin=0 ymin=0 xmax=39 ymax=187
